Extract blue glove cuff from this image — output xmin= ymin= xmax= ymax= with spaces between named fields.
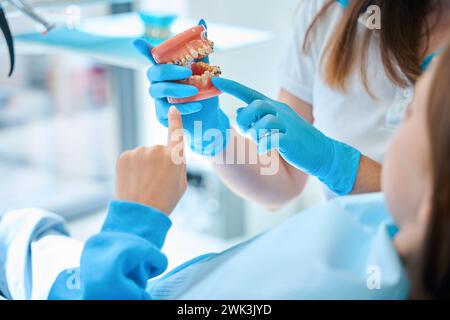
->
xmin=318 ymin=140 xmax=361 ymax=195
xmin=189 ymin=109 xmax=231 ymax=157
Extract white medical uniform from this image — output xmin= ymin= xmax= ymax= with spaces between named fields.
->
xmin=279 ymin=0 xmax=414 ymax=164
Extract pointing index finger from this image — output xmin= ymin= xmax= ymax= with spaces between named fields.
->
xmin=211 ymin=77 xmax=269 ymax=104
xmin=167 ymin=106 xmax=185 ymax=154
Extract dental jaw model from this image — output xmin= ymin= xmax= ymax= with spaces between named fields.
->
xmin=151 ymin=25 xmax=222 ymax=104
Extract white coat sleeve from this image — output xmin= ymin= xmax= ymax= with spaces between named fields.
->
xmin=0 ymin=208 xmax=83 ymax=300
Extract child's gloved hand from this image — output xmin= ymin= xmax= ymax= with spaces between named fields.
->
xmin=115 ymin=107 xmax=187 ymax=215
xmin=133 ymin=20 xmax=230 ymax=157
xmin=212 ymin=77 xmax=361 ymax=195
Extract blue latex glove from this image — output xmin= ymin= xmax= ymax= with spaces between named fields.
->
xmin=133 ymin=20 xmax=230 ymax=156
xmin=211 ymin=77 xmax=361 ymax=195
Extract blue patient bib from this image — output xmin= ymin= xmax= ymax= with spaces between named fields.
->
xmin=147 ymin=193 xmax=409 ymax=299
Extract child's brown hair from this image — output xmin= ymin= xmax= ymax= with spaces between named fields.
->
xmin=408 ymin=40 xmax=450 ymax=299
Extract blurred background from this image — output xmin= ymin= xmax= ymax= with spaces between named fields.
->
xmin=0 ymin=0 xmax=325 ymax=270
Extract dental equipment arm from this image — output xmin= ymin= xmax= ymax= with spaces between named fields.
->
xmin=0 ymin=0 xmax=54 ymax=77
xmin=5 ymin=0 xmax=54 ymax=33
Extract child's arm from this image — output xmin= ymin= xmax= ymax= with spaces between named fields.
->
xmin=0 ymin=201 xmax=170 ymax=300
xmin=51 ymin=107 xmax=186 ymax=300
xmin=0 ymin=107 xmax=186 ymax=300
xmin=49 ymin=201 xmax=171 ymax=300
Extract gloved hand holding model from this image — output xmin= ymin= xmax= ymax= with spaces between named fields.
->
xmin=134 ymin=18 xmax=360 ymax=194
xmin=211 ymin=77 xmax=361 ymax=195
xmin=134 ymin=20 xmax=230 ymax=156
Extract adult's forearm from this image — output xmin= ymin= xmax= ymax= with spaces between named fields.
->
xmin=209 ymin=129 xmax=381 ymax=204
xmin=350 ymin=155 xmax=382 ymax=194
xmin=208 ymin=128 xmax=308 ymax=210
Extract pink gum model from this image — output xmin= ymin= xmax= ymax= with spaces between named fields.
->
xmin=151 ymin=25 xmax=222 ymax=104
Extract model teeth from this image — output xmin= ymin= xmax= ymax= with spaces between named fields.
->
xmin=164 ymin=40 xmax=215 ymax=72
xmin=172 ymin=41 xmax=214 ymax=66
xmin=171 ymin=45 xmax=214 ymax=66
xmin=190 ymin=49 xmax=199 ymax=58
